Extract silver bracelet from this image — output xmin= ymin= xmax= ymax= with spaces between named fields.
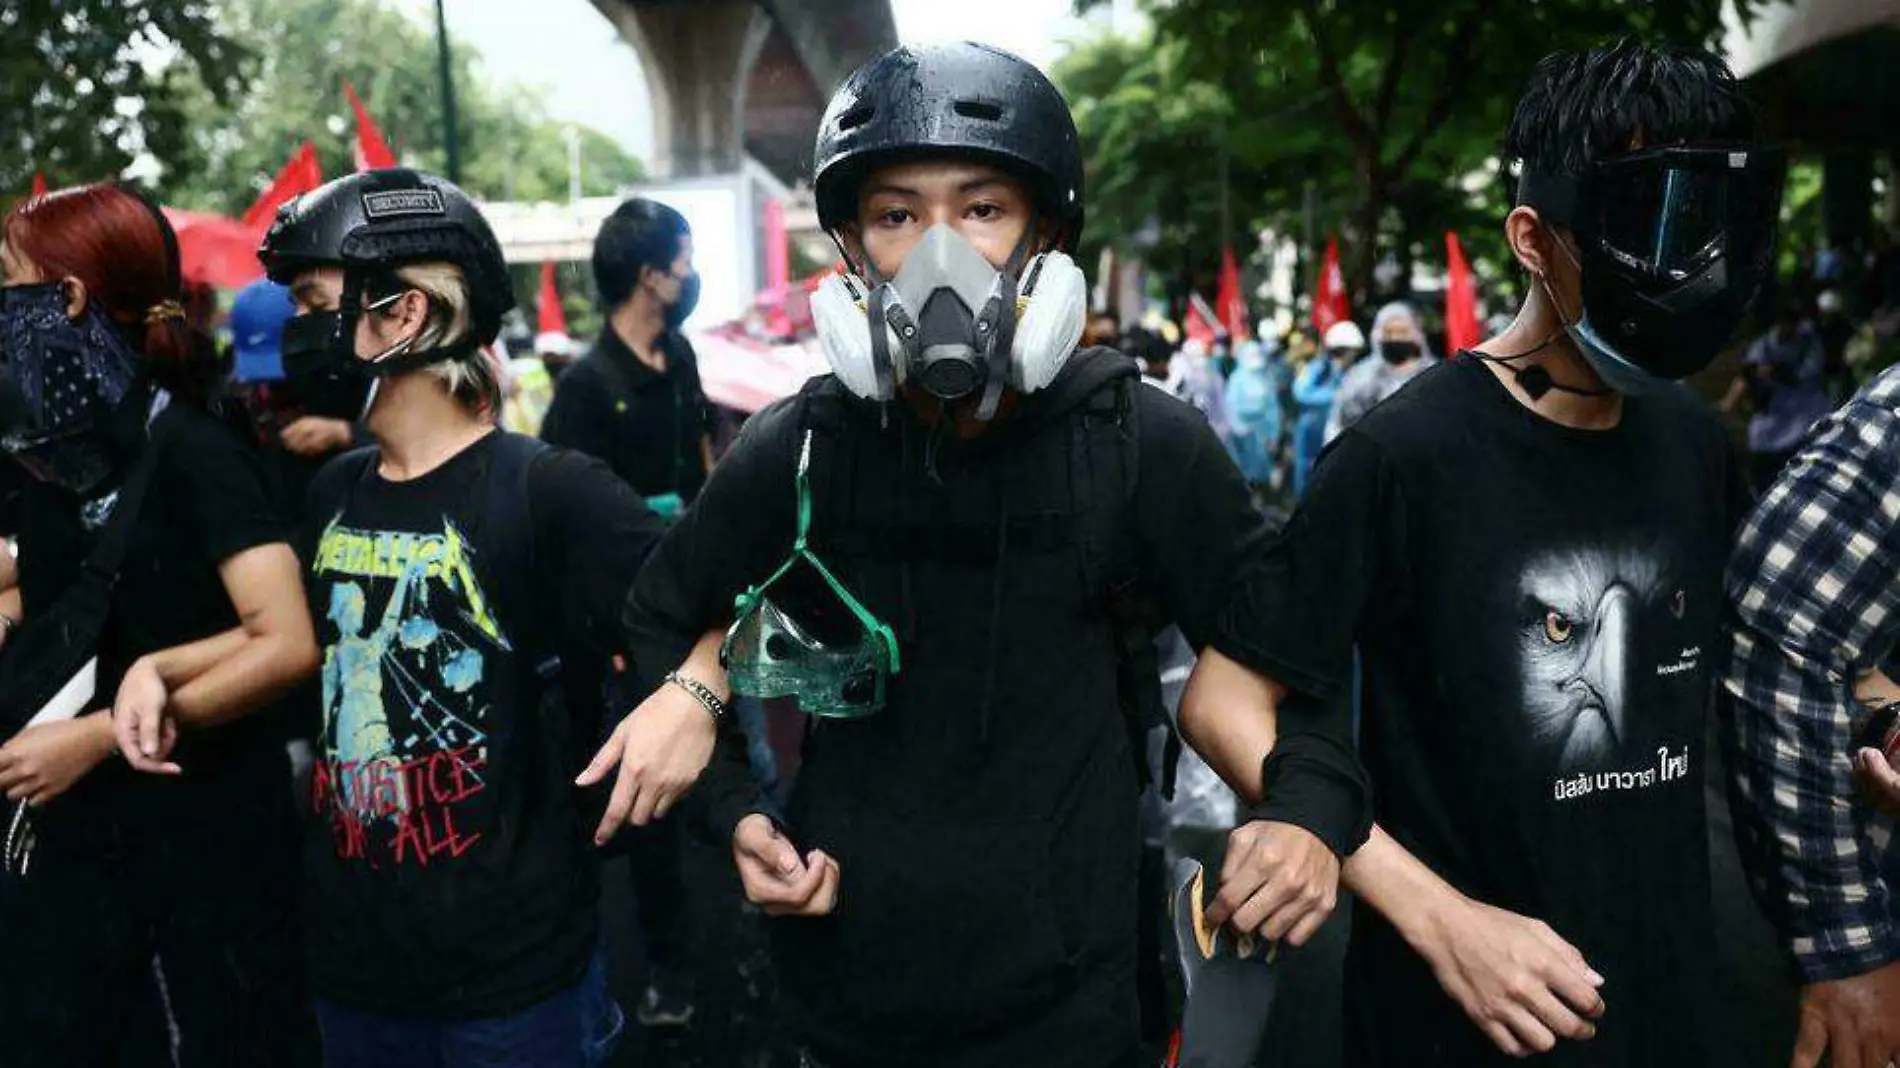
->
xmin=665 ymin=671 xmax=728 ymax=721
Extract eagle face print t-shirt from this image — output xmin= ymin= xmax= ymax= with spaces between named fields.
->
xmin=1228 ymin=358 xmax=1747 ymax=1068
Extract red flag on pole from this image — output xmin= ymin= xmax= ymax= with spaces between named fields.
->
xmin=1184 ymin=292 xmax=1219 ymax=346
xmin=1216 ymin=246 xmax=1247 ymax=341
xmin=344 ymin=82 xmax=398 ymax=171
xmin=1444 ymin=231 xmax=1482 ymax=354
xmin=1312 ymin=236 xmax=1351 ymax=336
xmin=536 ymin=262 xmax=570 ymax=352
xmin=241 ymin=142 xmax=323 ymax=230
xmin=29 ymin=172 xmax=47 ymax=198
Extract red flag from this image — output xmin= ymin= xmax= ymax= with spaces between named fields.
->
xmin=1184 ymin=292 xmax=1219 ymax=346
xmin=344 ymin=81 xmax=398 ymax=171
xmin=1312 ymin=236 xmax=1351 ymax=336
xmin=166 ymin=208 xmax=269 ymax=289
xmin=241 ymin=141 xmax=323 ymax=230
xmin=1216 ymin=247 xmax=1247 ymax=340
xmin=30 ymin=172 xmax=46 ymax=198
xmin=536 ymin=261 xmax=569 ymax=342
xmin=1444 ymin=231 xmax=1482 ymax=354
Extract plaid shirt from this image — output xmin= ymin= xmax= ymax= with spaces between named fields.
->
xmin=1725 ymin=365 xmax=1900 ymax=982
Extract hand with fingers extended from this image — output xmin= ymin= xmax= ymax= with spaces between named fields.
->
xmin=576 ymin=679 xmax=719 ymax=844
xmin=1789 ymin=959 xmax=1900 ymax=1068
xmin=1206 ymin=819 xmax=1341 ymax=948
xmin=112 ymin=656 xmax=182 ymax=776
xmin=0 ymin=712 xmax=117 ymax=807
xmin=732 ymin=814 xmax=840 ymax=917
xmin=1418 ymin=896 xmax=1606 ymax=1057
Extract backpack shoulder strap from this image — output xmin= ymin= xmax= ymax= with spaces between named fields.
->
xmin=1065 ymin=364 xmax=1177 ymax=795
xmin=480 ymin=432 xmax=552 ymax=659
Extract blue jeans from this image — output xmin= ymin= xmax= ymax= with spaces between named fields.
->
xmin=315 ymin=948 xmax=622 ymax=1068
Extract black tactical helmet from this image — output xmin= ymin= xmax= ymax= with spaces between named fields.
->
xmin=813 ymin=42 xmax=1085 ymax=251
xmin=259 ymin=168 xmax=515 ymax=344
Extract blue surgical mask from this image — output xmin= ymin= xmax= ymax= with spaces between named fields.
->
xmin=0 ymin=282 xmax=142 ymax=492
xmin=1546 ymin=237 xmax=1667 ymax=397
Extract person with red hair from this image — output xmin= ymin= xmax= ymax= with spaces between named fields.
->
xmin=0 ymin=183 xmax=320 ymax=1067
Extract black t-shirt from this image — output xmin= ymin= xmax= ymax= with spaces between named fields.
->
xmin=624 ymin=353 xmax=1275 ymax=1066
xmin=298 ymin=431 xmax=664 ymax=1019
xmin=540 ymin=329 xmax=711 ymax=502
xmin=1228 ymin=358 xmax=1748 ymax=1068
xmin=14 ymin=403 xmax=289 ymax=831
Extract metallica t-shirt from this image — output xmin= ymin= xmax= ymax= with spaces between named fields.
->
xmin=1227 ymin=358 xmax=1748 ymax=1067
xmin=298 ymin=432 xmax=662 ymax=1018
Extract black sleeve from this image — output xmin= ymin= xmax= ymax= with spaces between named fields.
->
xmin=540 ymin=361 xmax=615 ymax=461
xmin=1132 ymin=388 xmax=1274 ymax=655
xmin=623 ymin=396 xmax=803 ymax=843
xmin=532 ymin=448 xmax=668 ymax=668
xmin=1222 ymin=429 xmax=1409 ymax=701
xmin=1217 ymin=428 xmax=1405 ymax=856
xmin=170 ymin=410 xmax=288 ymax=565
xmin=622 ymin=397 xmax=801 ymax=682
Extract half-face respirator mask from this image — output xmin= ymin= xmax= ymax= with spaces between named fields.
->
xmin=810 ymin=224 xmax=1087 ymax=420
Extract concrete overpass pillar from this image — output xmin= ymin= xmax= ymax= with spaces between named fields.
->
xmin=596 ymin=0 xmax=772 ymax=179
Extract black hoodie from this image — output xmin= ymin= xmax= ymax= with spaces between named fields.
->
xmin=626 ymin=349 xmax=1276 ymax=1068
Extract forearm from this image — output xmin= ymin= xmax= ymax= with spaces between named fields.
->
xmin=1179 ymin=646 xmax=1278 ymax=803
xmin=166 ymin=632 xmax=318 ymax=730
xmin=143 ymin=627 xmax=248 ymax=689
xmin=1180 ymin=647 xmax=1372 ymax=855
xmin=1343 ymin=825 xmax=1468 ymax=953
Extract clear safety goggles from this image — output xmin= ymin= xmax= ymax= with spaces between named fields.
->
xmin=720 ymin=430 xmax=900 ymax=719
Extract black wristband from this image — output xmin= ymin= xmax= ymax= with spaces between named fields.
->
xmin=1246 ymin=733 xmax=1373 ymax=858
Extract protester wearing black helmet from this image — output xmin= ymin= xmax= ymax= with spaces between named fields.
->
xmin=585 ymin=42 xmax=1366 ymax=1068
xmin=119 ymin=168 xmax=697 ymax=1068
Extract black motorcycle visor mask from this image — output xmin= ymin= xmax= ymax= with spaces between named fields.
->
xmin=1519 ymin=145 xmax=1783 ymax=291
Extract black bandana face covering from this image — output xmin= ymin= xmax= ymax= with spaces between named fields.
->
xmin=0 ymin=282 xmax=142 ymax=493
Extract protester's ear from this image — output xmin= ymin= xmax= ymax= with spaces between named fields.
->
xmin=60 ymin=276 xmax=89 ymax=321
xmin=1506 ymin=207 xmax=1554 ymax=278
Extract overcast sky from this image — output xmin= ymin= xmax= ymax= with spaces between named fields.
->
xmin=422 ymin=0 xmax=1143 ymax=163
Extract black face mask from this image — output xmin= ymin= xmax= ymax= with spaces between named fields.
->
xmin=1380 ymin=340 xmax=1420 ymax=365
xmin=0 ymin=282 xmax=144 ymax=492
xmin=280 ymin=309 xmax=373 ymax=420
xmin=664 ymin=270 xmax=701 ymax=331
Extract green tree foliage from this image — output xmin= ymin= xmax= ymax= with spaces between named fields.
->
xmin=156 ymin=0 xmax=644 ymax=215
xmin=1065 ymin=0 xmax=1779 ymax=307
xmin=1 ymin=1 xmax=248 ymax=194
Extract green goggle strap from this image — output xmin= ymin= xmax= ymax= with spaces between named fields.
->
xmin=728 ymin=431 xmax=901 ymax=674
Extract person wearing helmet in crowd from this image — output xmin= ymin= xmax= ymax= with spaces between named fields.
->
xmin=0 ymin=184 xmax=320 ymax=1066
xmin=1209 ymin=41 xmax=1774 ymax=1065
xmin=1323 ymin=301 xmax=1436 ymax=442
xmin=1291 ymin=320 xmax=1362 ymax=496
xmin=115 ymin=169 xmax=699 ymax=1068
xmin=542 ymin=197 xmax=713 ymax=522
xmin=582 ymin=42 xmax=1368 ymax=1068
